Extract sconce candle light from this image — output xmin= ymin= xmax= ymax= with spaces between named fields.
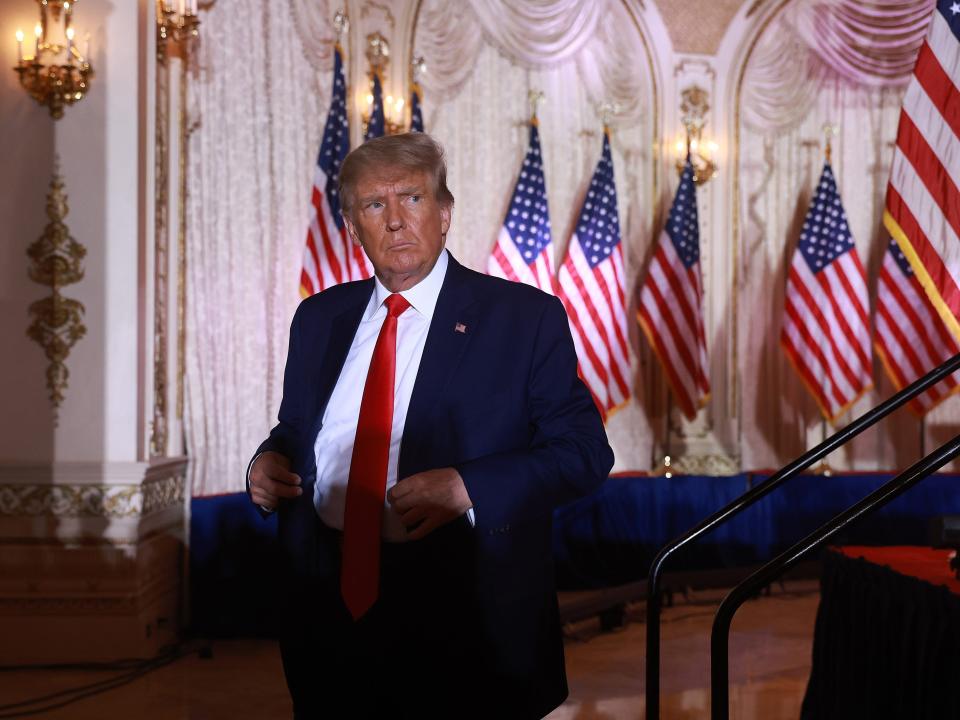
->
xmin=675 ymin=86 xmax=718 ymax=186
xmin=156 ymin=0 xmax=200 ymax=61
xmin=13 ymin=0 xmax=94 ymax=119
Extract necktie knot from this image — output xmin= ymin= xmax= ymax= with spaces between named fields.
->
xmin=385 ymin=293 xmax=410 ymax=318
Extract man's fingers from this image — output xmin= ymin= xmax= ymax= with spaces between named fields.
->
xmin=388 ymin=490 xmax=417 ymax=513
xmin=254 ymin=453 xmax=301 ymax=486
xmin=387 ymin=478 xmax=416 ymax=502
xmin=250 ymin=487 xmax=278 ymax=510
xmin=405 ymin=517 xmax=438 ymax=541
xmin=248 ymin=452 xmax=301 ymax=509
xmin=253 ymin=474 xmax=302 ymax=499
xmin=399 ymin=506 xmax=427 ymax=528
xmin=265 ymin=465 xmax=301 ymax=486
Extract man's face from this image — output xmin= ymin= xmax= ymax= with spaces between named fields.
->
xmin=344 ymin=168 xmax=451 ymax=292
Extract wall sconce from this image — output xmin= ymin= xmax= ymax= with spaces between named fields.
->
xmin=360 ymin=31 xmax=404 ymax=137
xmin=13 ymin=0 xmax=94 ymax=119
xmin=675 ymin=86 xmax=718 ymax=185
xmin=156 ymin=0 xmax=200 ymax=61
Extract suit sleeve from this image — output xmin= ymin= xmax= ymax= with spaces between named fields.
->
xmin=245 ymin=306 xmax=304 ymax=510
xmin=455 ymin=296 xmax=614 ymax=531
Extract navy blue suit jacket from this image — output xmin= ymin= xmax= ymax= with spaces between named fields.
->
xmin=252 ymin=254 xmax=613 ymax=716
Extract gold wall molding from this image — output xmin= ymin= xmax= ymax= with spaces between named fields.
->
xmin=26 ymin=166 xmax=87 ymax=421
xmin=152 ymin=57 xmax=171 ymax=458
xmin=0 ymin=472 xmax=185 ymax=518
xmin=154 ymin=3 xmax=202 ymax=454
xmin=176 ymin=59 xmax=189 ymax=421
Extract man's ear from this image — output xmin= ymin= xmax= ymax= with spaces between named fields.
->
xmin=439 ymin=203 xmax=452 ymax=237
xmin=342 ymin=213 xmax=362 ymax=247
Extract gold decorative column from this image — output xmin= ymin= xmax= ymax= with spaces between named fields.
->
xmin=25 ymin=164 xmax=87 ymax=422
xmin=152 ymin=0 xmax=201 ymax=457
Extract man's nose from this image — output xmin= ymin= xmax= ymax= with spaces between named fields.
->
xmin=384 ymin=199 xmax=404 ymax=230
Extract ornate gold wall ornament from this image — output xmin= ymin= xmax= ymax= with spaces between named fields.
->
xmin=26 ymin=166 xmax=87 ymax=421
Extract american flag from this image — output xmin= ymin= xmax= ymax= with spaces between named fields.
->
xmin=781 ymin=161 xmax=872 ymax=421
xmin=876 ymin=238 xmax=960 ymax=414
xmin=557 ymin=131 xmax=631 ymax=418
xmin=637 ymin=160 xmax=710 ymax=420
xmin=299 ymin=46 xmax=372 ymax=298
xmin=487 ymin=121 xmax=555 ymax=292
xmin=410 ymin=83 xmax=424 ymax=132
xmin=883 ymin=1 xmax=960 ymax=345
xmin=365 ymin=72 xmax=386 ymax=141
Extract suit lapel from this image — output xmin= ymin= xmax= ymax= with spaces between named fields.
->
xmin=307 ymin=283 xmax=372 ymax=439
xmin=400 ymin=258 xmax=479 ymax=474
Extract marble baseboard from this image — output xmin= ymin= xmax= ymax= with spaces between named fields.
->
xmin=0 ymin=458 xmax=188 ymax=664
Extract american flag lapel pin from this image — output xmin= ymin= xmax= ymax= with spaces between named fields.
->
xmin=455 ymin=322 xmax=467 ymax=334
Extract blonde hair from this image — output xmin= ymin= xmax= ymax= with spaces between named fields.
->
xmin=339 ymin=132 xmax=455 ymax=217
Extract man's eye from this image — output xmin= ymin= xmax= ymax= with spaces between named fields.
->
xmin=369 ymin=201 xmax=384 ymax=210
xmin=409 ymin=195 xmax=421 ymax=203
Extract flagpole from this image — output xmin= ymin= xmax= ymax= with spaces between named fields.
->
xmin=817 ymin=418 xmax=833 ymax=476
xmin=920 ymin=416 xmax=926 ymax=458
xmin=823 ymin=126 xmax=834 ymax=477
xmin=815 ymin=124 xmax=839 ymax=478
xmin=664 ymin=393 xmax=673 ymax=477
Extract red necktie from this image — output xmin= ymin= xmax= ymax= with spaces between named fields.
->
xmin=341 ymin=293 xmax=411 ymax=620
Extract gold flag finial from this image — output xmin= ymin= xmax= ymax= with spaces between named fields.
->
xmin=822 ymin=124 xmax=839 ymax=163
xmin=598 ymin=101 xmax=620 ymax=134
xmin=411 ymin=55 xmax=426 ymax=84
xmin=528 ymin=90 xmax=545 ymax=123
xmin=333 ymin=9 xmax=348 ymax=45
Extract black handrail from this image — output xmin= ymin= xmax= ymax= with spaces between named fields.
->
xmin=644 ymin=352 xmax=960 ymax=719
xmin=709 ymin=432 xmax=960 ymax=719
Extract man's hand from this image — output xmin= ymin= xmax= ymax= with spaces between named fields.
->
xmin=387 ymin=468 xmax=473 ymax=541
xmin=249 ymin=451 xmax=302 ymax=511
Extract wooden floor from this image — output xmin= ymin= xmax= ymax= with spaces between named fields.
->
xmin=0 ymin=580 xmax=819 ymax=719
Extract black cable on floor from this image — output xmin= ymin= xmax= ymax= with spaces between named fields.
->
xmin=0 ymin=643 xmax=198 ymax=718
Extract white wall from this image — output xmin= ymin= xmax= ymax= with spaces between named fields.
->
xmin=0 ymin=0 xmax=142 ymax=464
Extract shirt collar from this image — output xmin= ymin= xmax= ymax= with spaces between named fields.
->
xmin=370 ymin=248 xmax=449 ymax=321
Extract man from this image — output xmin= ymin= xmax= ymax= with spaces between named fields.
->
xmin=248 ymin=133 xmax=613 ymax=719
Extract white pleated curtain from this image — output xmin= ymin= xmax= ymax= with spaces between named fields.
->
xmin=185 ymin=0 xmax=335 ymax=496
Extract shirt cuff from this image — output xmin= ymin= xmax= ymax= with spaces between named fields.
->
xmin=466 ymin=507 xmax=476 ymax=527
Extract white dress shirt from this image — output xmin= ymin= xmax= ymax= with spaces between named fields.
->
xmin=313 ymin=250 xmax=470 ymax=541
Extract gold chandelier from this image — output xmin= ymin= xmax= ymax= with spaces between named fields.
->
xmin=13 ymin=0 xmax=94 ymax=119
